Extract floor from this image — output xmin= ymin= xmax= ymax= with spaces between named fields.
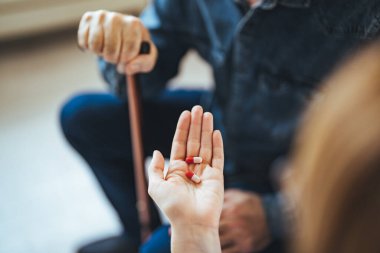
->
xmin=0 ymin=30 xmax=211 ymax=253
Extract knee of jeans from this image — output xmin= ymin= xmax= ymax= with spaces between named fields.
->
xmin=59 ymin=94 xmax=99 ymax=145
xmin=140 ymin=225 xmax=171 ymax=253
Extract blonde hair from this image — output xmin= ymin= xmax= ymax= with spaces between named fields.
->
xmin=288 ymin=43 xmax=380 ymax=253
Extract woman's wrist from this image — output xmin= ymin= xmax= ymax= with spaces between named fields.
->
xmin=171 ymin=224 xmax=221 ymax=253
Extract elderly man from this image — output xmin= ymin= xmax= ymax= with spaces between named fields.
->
xmin=60 ymin=0 xmax=380 ymax=252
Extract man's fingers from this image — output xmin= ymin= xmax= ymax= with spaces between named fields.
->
xmin=219 ymin=222 xmax=237 ymax=250
xmin=78 ymin=14 xmax=91 ymax=49
xmin=88 ymin=21 xmax=104 ymax=54
xmin=78 ymin=11 xmax=158 ymax=72
xmin=221 ymin=202 xmax=233 ymax=219
xmin=119 ymin=36 xmax=140 ymax=64
xmin=220 ymin=236 xmax=236 ymax=251
xmin=212 ymin=130 xmax=224 ymax=170
xmin=170 ymin=111 xmax=191 ymax=161
xmin=125 ymin=43 xmax=158 ymax=75
xmin=219 ymin=218 xmax=232 ymax=235
xmin=125 ymin=52 xmax=156 ymax=75
xmin=125 ymin=26 xmax=157 ymax=75
xmin=186 ymin=106 xmax=203 ymax=157
xmin=224 ymin=189 xmax=240 ymax=200
xmin=103 ymin=14 xmax=122 ymax=63
xmin=219 ymin=220 xmax=239 ymax=253
xmin=199 ymin=112 xmax=213 ymax=165
xmin=119 ymin=17 xmax=142 ymax=64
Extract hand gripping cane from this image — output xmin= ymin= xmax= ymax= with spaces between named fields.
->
xmin=126 ymin=41 xmax=152 ymax=242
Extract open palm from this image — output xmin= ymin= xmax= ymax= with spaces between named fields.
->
xmin=148 ymin=106 xmax=224 ymax=228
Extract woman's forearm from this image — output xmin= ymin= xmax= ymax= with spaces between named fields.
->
xmin=171 ymin=224 xmax=221 ymax=253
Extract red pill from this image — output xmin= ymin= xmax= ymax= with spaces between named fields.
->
xmin=185 ymin=156 xmax=203 ymax=164
xmin=185 ymin=171 xmax=201 ymax=184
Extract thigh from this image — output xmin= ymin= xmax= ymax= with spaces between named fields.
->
xmin=61 ymin=89 xmax=207 ymax=159
xmin=60 ymin=92 xmax=132 ymax=159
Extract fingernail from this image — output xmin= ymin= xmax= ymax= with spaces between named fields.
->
xmin=192 ymin=105 xmax=202 ymax=112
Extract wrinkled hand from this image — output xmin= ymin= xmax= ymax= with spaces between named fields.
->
xmin=148 ymin=106 xmax=224 ymax=229
xmin=220 ymin=189 xmax=271 ymax=253
xmin=77 ymin=10 xmax=158 ymax=75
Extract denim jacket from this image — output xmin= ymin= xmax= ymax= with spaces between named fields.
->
xmin=98 ymin=0 xmax=380 ymax=239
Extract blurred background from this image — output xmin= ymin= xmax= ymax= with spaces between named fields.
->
xmin=0 ymin=1 xmax=212 ymax=252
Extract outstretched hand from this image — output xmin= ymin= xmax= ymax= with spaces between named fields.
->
xmin=148 ymin=106 xmax=224 ymax=229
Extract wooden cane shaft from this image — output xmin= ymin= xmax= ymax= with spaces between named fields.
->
xmin=127 ymin=74 xmax=151 ymax=242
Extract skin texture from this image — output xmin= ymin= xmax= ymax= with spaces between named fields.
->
xmin=220 ymin=190 xmax=271 ymax=253
xmin=77 ymin=10 xmax=158 ymax=75
xmin=148 ymin=106 xmax=224 ymax=253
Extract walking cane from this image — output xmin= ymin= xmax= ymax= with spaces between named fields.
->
xmin=126 ymin=41 xmax=152 ymax=242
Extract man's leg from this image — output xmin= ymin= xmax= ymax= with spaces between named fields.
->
xmin=60 ymin=89 xmax=206 ymax=251
xmin=140 ymin=225 xmax=171 ymax=253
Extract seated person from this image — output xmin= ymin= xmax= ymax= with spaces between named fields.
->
xmin=148 ymin=43 xmax=380 ymax=253
xmin=61 ymin=1 xmax=380 ymax=252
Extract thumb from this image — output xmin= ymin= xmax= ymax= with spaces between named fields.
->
xmin=148 ymin=150 xmax=165 ymax=184
xmin=125 ymin=42 xmax=158 ymax=75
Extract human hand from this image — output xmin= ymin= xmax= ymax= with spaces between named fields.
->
xmin=77 ymin=10 xmax=158 ymax=75
xmin=220 ymin=189 xmax=271 ymax=253
xmin=148 ymin=106 xmax=224 ymax=229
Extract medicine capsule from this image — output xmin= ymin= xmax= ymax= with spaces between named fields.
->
xmin=185 ymin=156 xmax=203 ymax=164
xmin=185 ymin=171 xmax=201 ymax=184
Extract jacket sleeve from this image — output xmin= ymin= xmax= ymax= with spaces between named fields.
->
xmin=262 ymin=193 xmax=287 ymax=240
xmin=98 ymin=0 xmax=190 ymax=100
